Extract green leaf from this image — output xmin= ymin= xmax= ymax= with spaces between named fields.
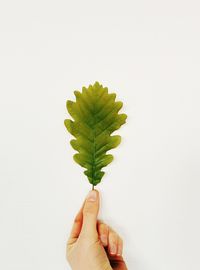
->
xmin=64 ymin=81 xmax=127 ymax=187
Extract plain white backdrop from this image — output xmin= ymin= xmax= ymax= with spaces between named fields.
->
xmin=0 ymin=1 xmax=200 ymax=269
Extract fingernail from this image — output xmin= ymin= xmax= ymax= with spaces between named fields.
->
xmin=110 ymin=244 xmax=117 ymax=255
xmin=86 ymin=190 xmax=97 ymax=202
xmin=117 ymin=245 xmax=122 ymax=256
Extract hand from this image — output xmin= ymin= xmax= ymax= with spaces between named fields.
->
xmin=66 ymin=189 xmax=128 ymax=270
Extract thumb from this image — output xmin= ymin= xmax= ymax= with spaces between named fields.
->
xmin=81 ymin=189 xmax=99 ymax=235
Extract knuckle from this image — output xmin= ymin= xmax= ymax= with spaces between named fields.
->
xmin=100 ymin=223 xmax=108 ymax=232
xmin=97 ymin=219 xmax=104 ymax=225
xmin=83 ymin=204 xmax=95 ymax=215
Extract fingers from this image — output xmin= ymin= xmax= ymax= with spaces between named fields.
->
xmin=117 ymin=237 xmax=123 ymax=257
xmin=108 ymin=229 xmax=118 ymax=255
xmin=68 ymin=190 xmax=99 ymax=243
xmin=68 ymin=202 xmax=84 ymax=242
xmin=81 ymin=189 xmax=100 ymax=236
xmin=97 ymin=221 xmax=109 ymax=246
xmin=108 ymin=228 xmax=123 ymax=257
xmin=98 ymin=221 xmax=123 ymax=257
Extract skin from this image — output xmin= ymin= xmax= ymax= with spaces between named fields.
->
xmin=66 ymin=189 xmax=128 ymax=270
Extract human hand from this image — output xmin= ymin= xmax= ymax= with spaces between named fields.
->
xmin=66 ymin=189 xmax=128 ymax=270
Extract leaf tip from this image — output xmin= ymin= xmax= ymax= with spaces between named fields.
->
xmin=66 ymin=100 xmax=74 ymax=109
xmin=64 ymin=119 xmax=73 ymax=134
xmin=74 ymin=90 xmax=81 ymax=99
xmin=94 ymin=81 xmax=101 ymax=87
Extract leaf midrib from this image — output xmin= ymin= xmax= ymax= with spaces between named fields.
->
xmin=91 ymin=101 xmax=97 ymax=181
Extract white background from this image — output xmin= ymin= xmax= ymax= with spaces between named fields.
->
xmin=0 ymin=1 xmax=200 ymax=269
